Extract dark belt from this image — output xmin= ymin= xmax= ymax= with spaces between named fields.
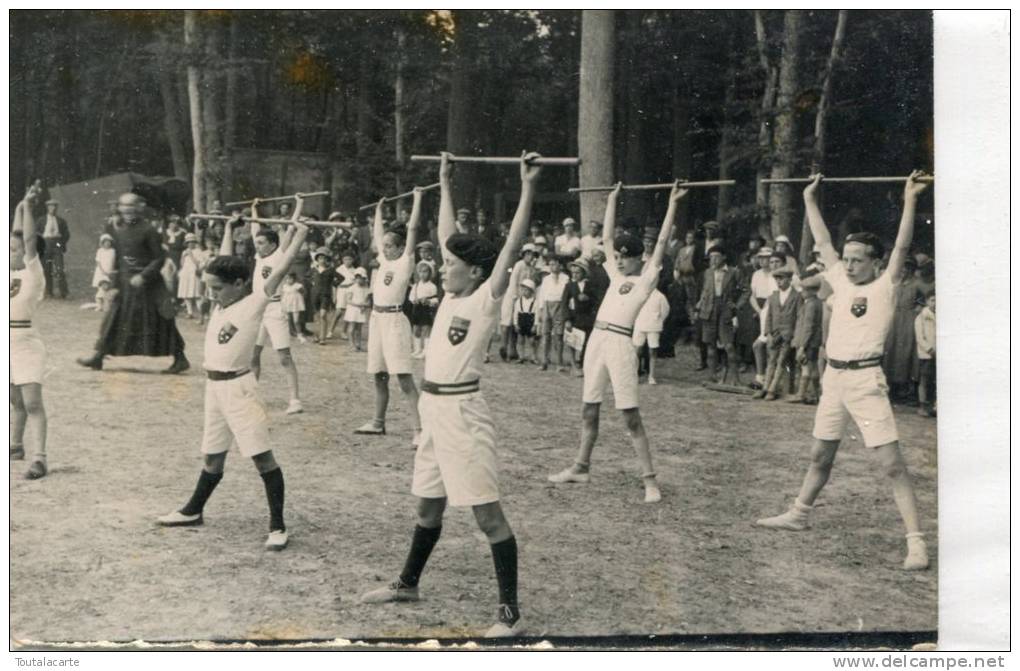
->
xmin=827 ymin=357 xmax=882 ymax=370
xmin=10 ymin=320 xmax=31 ymax=329
xmin=206 ymin=368 xmax=251 ymax=381
xmin=269 ymin=297 xmax=281 ymax=303
xmin=421 ymin=379 xmax=480 ymax=396
xmin=373 ymin=305 xmax=404 ymax=313
xmin=594 ymin=320 xmax=633 ymax=337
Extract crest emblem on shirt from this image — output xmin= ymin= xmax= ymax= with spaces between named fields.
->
xmin=10 ymin=278 xmax=21 ymax=298
xmin=619 ymin=281 xmax=635 ymax=295
xmin=384 ymin=271 xmax=394 ymax=286
xmin=218 ymin=323 xmax=239 ymax=344
xmin=851 ymin=297 xmax=868 ymax=318
xmin=448 ymin=316 xmax=470 ymax=346
xmin=261 ymin=266 xmax=273 ymax=279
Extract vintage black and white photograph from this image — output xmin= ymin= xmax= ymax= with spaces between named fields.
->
xmin=9 ymin=7 xmax=977 ymax=652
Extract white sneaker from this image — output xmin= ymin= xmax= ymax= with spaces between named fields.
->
xmin=756 ymin=502 xmax=811 ymax=531
xmin=547 ymin=467 xmax=590 ymax=484
xmin=156 ymin=510 xmax=203 ymax=527
xmin=903 ymin=533 xmax=929 ymax=571
xmin=644 ymin=483 xmax=662 ymax=503
xmin=297 ymin=335 xmax=307 ymax=344
xmin=359 ymin=580 xmax=420 ymax=604
xmin=484 ymin=606 xmax=526 ymax=638
xmin=648 ymin=376 xmax=658 ymax=385
xmin=265 ymin=529 xmax=289 ymax=551
xmin=286 ymin=399 xmax=304 ymax=415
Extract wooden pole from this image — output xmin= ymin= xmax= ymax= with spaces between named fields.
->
xmin=224 ymin=191 xmax=330 ymax=208
xmin=187 ymin=213 xmax=350 ymax=229
xmin=569 ymin=179 xmax=736 ymax=193
xmin=760 ymin=176 xmax=934 ymax=185
xmin=358 ymin=182 xmax=441 ymax=211
xmin=411 ymin=154 xmax=581 ymax=166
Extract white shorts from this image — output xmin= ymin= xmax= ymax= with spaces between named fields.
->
xmin=583 ymin=328 xmax=640 ymax=410
xmin=412 ymin=392 xmax=500 ymax=507
xmin=255 ymin=301 xmax=291 ymax=350
xmin=632 ymin=330 xmax=661 ymax=348
xmin=367 ymin=310 xmax=414 ymax=375
xmin=813 ymin=366 xmax=899 ymax=448
xmin=201 ymin=373 xmax=271 ymax=458
xmin=499 ymin=292 xmax=516 ymax=328
xmin=10 ymin=332 xmax=46 ymax=386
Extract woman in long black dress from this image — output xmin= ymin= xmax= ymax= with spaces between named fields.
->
xmin=77 ymin=193 xmax=189 ymax=373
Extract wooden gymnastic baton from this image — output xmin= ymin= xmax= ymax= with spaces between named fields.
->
xmin=568 ymin=179 xmax=736 ymax=193
xmin=411 ymin=154 xmax=581 ymax=167
xmin=187 ymin=213 xmax=350 ymax=229
xmin=357 ymin=182 xmax=441 ymax=211
xmin=224 ymin=190 xmax=330 ymax=208
xmin=759 ymin=176 xmax=934 ymax=185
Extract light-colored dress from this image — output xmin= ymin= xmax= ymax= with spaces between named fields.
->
xmin=177 ymin=248 xmax=207 ymax=299
xmin=92 ymin=247 xmax=116 ymax=287
xmin=344 ymin=285 xmax=372 ymax=324
xmin=282 ymin=282 xmax=306 ymax=314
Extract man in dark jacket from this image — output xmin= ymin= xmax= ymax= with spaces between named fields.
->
xmin=697 ymin=246 xmax=742 ymax=384
xmin=39 ymin=199 xmax=71 ymax=298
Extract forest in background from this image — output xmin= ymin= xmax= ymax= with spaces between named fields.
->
xmin=9 ymin=10 xmax=934 ymax=260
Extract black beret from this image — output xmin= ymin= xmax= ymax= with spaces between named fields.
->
xmin=615 ymin=233 xmax=644 ymax=258
xmin=445 ymin=233 xmax=499 ymax=278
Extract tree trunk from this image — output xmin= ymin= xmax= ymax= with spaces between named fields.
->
xmin=201 ymin=18 xmax=223 ymax=211
xmin=223 ymin=13 xmax=239 ymax=194
xmin=158 ymin=36 xmax=191 ymax=180
xmin=446 ymin=10 xmax=481 ymax=208
xmin=393 ymin=22 xmax=407 ymax=193
xmin=767 ymin=10 xmax=804 ymax=241
xmin=754 ymin=10 xmax=778 ymax=236
xmin=799 ymin=10 xmax=848 ymax=264
xmin=577 ymin=10 xmax=616 ymax=231
xmin=671 ymin=79 xmax=692 ymax=231
xmin=621 ymin=12 xmax=647 ymax=227
xmin=716 ymin=34 xmax=739 ymax=223
xmin=185 ymin=11 xmax=206 ymax=212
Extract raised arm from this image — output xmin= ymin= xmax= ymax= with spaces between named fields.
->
xmin=600 ymin=183 xmax=622 ymax=264
xmin=372 ymin=197 xmax=386 ymax=254
xmin=19 ymin=186 xmax=40 ymax=261
xmin=489 ymin=152 xmax=542 ymax=299
xmin=264 ymin=222 xmax=310 ymax=298
xmin=220 ymin=214 xmax=239 ymax=257
xmin=803 ymin=175 xmax=840 ymax=268
xmin=437 ymin=152 xmax=456 ymax=248
xmin=249 ymin=198 xmax=262 ymax=241
xmin=277 ymin=195 xmax=300 ymax=252
xmin=647 ymin=181 xmax=688 ymax=271
xmin=403 ymin=187 xmax=423 ymax=258
xmin=886 ymin=170 xmax=929 ymax=281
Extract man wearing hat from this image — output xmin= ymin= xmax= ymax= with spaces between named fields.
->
xmin=39 ymin=198 xmax=71 ymax=298
xmin=455 ymin=207 xmax=472 ymax=235
xmin=554 ymin=217 xmax=582 ymax=259
xmin=548 ymin=182 xmax=689 ymax=505
xmin=702 ymin=220 xmax=724 ymax=258
xmin=756 ymin=172 xmax=931 ymax=572
xmin=358 ymin=152 xmax=544 ymax=638
xmin=77 ymin=192 xmax=189 ymax=374
xmin=754 ymin=265 xmax=801 ymax=400
xmin=773 ymin=234 xmax=800 ymax=276
xmin=696 ymin=245 xmax=741 ymax=383
xmin=580 ymin=220 xmax=603 ymax=260
xmin=563 ymin=257 xmax=597 ymax=375
xmin=748 ymin=246 xmax=777 ymax=387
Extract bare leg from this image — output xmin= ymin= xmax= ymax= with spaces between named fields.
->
xmin=20 ymin=383 xmax=47 ymax=464
xmin=278 ymin=348 xmax=300 ymax=402
xmin=10 ymin=384 xmax=27 ymax=457
xmin=875 ymin=442 xmax=922 ymax=534
xmin=621 ymin=407 xmax=660 ymax=502
xmin=795 ymin=438 xmax=840 ymax=506
xmin=373 ymin=372 xmax=390 ymax=426
xmin=251 ymin=345 xmax=264 ymax=380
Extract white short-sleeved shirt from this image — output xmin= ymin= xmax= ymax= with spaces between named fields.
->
xmin=538 ymin=272 xmax=569 ymax=305
xmin=410 ymin=281 xmax=438 ymax=303
xmin=635 ymin=289 xmax=670 ymax=333
xmin=336 ymin=264 xmax=360 ymax=288
xmin=253 ymin=247 xmax=284 ymax=300
xmin=593 ymin=260 xmax=660 ymax=328
xmin=750 ymin=268 xmax=777 ymax=300
xmin=554 ymin=234 xmax=582 ymax=258
xmin=11 ymin=256 xmax=46 ymax=322
xmin=204 ymin=291 xmax=272 ymax=372
xmin=424 ymin=279 xmax=500 ymax=385
xmin=580 ymin=235 xmax=603 ymax=259
xmin=823 ymin=261 xmax=896 ymax=361
xmin=372 ymin=253 xmax=414 ymax=307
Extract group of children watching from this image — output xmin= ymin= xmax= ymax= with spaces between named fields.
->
xmin=87 ymin=207 xmax=935 ymax=416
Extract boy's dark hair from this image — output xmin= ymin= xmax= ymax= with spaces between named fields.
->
xmin=445 ymin=233 xmax=498 ymax=280
xmin=844 ymin=232 xmax=885 ymax=260
xmin=206 ymin=255 xmax=250 ymax=284
xmin=385 ymin=225 xmax=407 ymax=247
xmin=770 ymin=251 xmax=787 ymax=264
xmin=255 ymin=229 xmax=279 ymax=247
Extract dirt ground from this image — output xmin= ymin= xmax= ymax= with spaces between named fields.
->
xmin=10 ymin=299 xmax=937 ymax=644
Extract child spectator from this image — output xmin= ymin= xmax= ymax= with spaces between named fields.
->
xmin=92 ymin=233 xmax=117 ymax=312
xmin=409 ymin=261 xmax=439 ymax=358
xmin=537 ymin=254 xmax=569 ymax=372
xmin=199 ymin=238 xmax=220 ymax=325
xmin=787 ymin=276 xmax=823 ymax=404
xmin=513 ymin=279 xmax=539 ymax=364
xmin=329 ymin=249 xmax=362 ymax=340
xmin=633 ymin=287 xmax=670 ymax=385
xmin=309 ymin=247 xmax=337 ymax=344
xmin=914 ymin=289 xmax=936 ymax=417
xmin=755 ymin=267 xmax=801 ymax=400
xmin=281 ymin=273 xmax=307 ymax=343
xmin=344 ymin=268 xmax=372 ymax=351
xmin=564 ymin=259 xmax=597 ymax=377
xmin=177 ymin=233 xmax=206 ymax=319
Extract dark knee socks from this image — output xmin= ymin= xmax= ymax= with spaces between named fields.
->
xmin=490 ymin=536 xmax=519 ymax=607
xmin=260 ymin=467 xmax=286 ymax=532
xmin=400 ymin=524 xmax=442 ymax=587
xmin=181 ymin=470 xmax=223 ymax=516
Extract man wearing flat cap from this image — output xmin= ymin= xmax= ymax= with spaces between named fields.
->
xmin=696 ymin=245 xmax=742 ymax=383
xmin=40 ymin=198 xmax=71 ymax=298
